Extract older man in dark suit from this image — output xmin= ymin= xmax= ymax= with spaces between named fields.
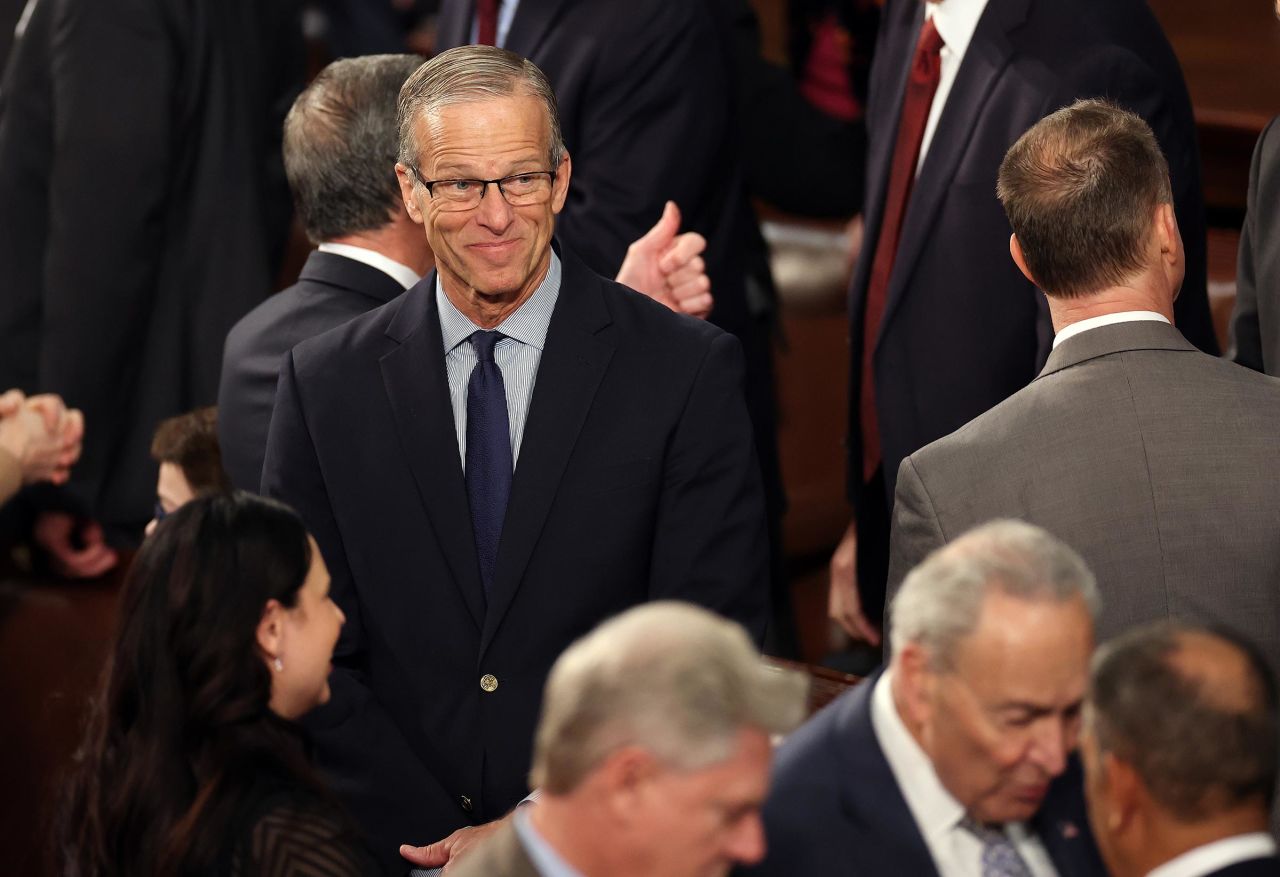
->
xmin=220 ymin=53 xmax=712 ymax=494
xmin=748 ymin=520 xmax=1107 ymax=877
xmin=261 ymin=46 xmax=768 ymax=873
xmin=888 ymin=100 xmax=1280 ymax=677
xmin=829 ymin=0 xmax=1217 ymax=647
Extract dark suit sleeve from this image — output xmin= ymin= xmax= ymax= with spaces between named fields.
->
xmin=36 ymin=0 xmax=176 ymax=506
xmin=1230 ymin=117 xmax=1277 ymax=372
xmin=552 ymin=2 xmax=738 ymax=276
xmin=886 ymin=456 xmax=946 ymax=601
xmin=262 ymin=354 xmax=458 ymax=869
xmin=647 ymin=332 xmax=769 ymax=643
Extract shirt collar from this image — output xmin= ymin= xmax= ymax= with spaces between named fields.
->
xmin=513 ymin=807 xmax=587 ymax=877
xmin=436 ymin=250 xmax=561 ymax=354
xmin=925 ymin=0 xmax=990 ymax=61
xmin=1146 ymin=833 xmax=1277 ymax=877
xmin=316 ymin=242 xmax=421 ymax=290
xmin=1052 ymin=310 xmax=1171 ymax=349
xmin=871 ymin=670 xmax=968 ymax=843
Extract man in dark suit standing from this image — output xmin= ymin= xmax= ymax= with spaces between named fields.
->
xmin=747 ymin=520 xmax=1107 ymax=877
xmin=1082 ymin=622 xmax=1280 ymax=877
xmin=220 ymin=53 xmax=713 ymax=494
xmin=0 ymin=0 xmax=302 ymax=545
xmin=261 ymin=46 xmax=768 ymax=873
xmin=829 ymin=0 xmax=1218 ymax=646
xmin=888 ymin=100 xmax=1280 ymax=677
xmin=434 ymin=0 xmax=794 ymax=654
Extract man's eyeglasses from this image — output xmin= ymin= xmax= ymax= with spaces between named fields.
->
xmin=409 ymin=166 xmax=557 ymax=212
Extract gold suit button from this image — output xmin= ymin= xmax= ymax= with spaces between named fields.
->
xmin=480 ymin=673 xmax=499 ymax=692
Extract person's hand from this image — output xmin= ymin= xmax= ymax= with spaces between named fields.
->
xmin=400 ymin=819 xmax=504 ymax=873
xmin=828 ymin=521 xmax=881 ymax=646
xmin=32 ymin=511 xmax=119 ymax=579
xmin=0 ymin=393 xmax=83 ymax=485
xmin=616 ymin=201 xmax=714 ymax=319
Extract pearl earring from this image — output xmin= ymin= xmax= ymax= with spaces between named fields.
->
xmin=273 ymin=657 xmax=284 ymax=672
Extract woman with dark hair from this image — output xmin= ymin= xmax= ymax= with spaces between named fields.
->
xmin=61 ymin=491 xmax=374 ymax=875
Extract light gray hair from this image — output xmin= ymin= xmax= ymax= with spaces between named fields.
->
xmin=529 ymin=602 xmax=809 ymax=794
xmin=889 ymin=519 xmax=1100 ymax=668
xmin=284 ymin=54 xmax=423 ymax=244
xmin=396 ymin=45 xmax=565 ymax=177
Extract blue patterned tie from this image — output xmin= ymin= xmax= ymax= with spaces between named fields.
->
xmin=962 ymin=818 xmax=1033 ymax=877
xmin=465 ymin=330 xmax=512 ymax=600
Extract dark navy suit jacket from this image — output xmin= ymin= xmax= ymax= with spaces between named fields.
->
xmin=218 ymin=250 xmax=407 ymax=492
xmin=261 ymin=243 xmax=768 ymax=872
xmin=743 ymin=672 xmax=1107 ymax=876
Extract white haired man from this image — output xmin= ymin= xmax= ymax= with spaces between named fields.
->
xmin=748 ymin=520 xmax=1107 ymax=876
xmin=450 ymin=601 xmax=808 ymax=877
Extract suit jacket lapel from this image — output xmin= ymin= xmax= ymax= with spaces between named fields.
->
xmin=380 ymin=276 xmax=486 ymax=630
xmin=836 ymin=672 xmax=942 ymax=875
xmin=501 ymin=0 xmax=572 ymax=58
xmin=479 ymin=250 xmax=614 ymax=657
xmin=1036 ymin=320 xmax=1198 ymax=380
xmin=876 ymin=0 xmax=1027 ymax=346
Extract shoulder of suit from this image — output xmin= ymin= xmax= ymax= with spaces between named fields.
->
xmin=595 ymin=275 xmax=729 ymax=350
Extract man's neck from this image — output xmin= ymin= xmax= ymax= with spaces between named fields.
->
xmin=1047 ymin=283 xmax=1175 ymax=335
xmin=440 ymin=253 xmax=550 ymax=329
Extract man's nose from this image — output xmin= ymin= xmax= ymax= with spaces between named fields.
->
xmin=1028 ymin=719 xmax=1069 ymax=777
xmin=474 ymin=181 xmax=515 ymax=231
xmin=726 ymin=812 xmax=767 ymax=866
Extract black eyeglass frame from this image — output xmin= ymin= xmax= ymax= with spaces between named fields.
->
xmin=408 ymin=165 xmax=559 ymax=206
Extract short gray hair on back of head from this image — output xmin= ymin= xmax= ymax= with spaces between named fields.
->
xmin=889 ymin=519 xmax=1099 ymax=668
xmin=529 ymin=601 xmax=809 ymax=795
xmin=396 ymin=45 xmax=565 ymax=176
xmin=284 ymin=54 xmax=424 ymax=244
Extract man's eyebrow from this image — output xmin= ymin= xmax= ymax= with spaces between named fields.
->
xmin=994 ymin=698 xmax=1084 ymax=715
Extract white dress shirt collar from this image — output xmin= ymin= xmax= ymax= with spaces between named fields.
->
xmin=316 ymin=242 xmax=421 ymax=290
xmin=514 ymin=807 xmax=586 ymax=877
xmin=1051 ymin=310 xmax=1171 ymax=349
xmin=1146 ymin=833 xmax=1277 ymax=877
xmin=872 ymin=670 xmax=968 ymax=844
xmin=917 ymin=0 xmax=992 ymax=173
xmin=436 ymin=250 xmax=561 ymax=354
xmin=925 ymin=0 xmax=990 ymax=66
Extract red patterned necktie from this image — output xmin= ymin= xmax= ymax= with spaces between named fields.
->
xmin=859 ymin=16 xmax=945 ymax=483
xmin=476 ymin=0 xmax=499 ymax=46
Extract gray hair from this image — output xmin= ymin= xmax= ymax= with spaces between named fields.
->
xmin=283 ymin=54 xmax=424 ymax=244
xmin=529 ymin=602 xmax=808 ymax=794
xmin=396 ymin=45 xmax=565 ymax=177
xmin=889 ymin=519 xmax=1099 ymax=667
xmin=1088 ymin=621 xmax=1279 ymax=820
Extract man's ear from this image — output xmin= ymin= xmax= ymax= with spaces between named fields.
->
xmin=550 ymin=151 xmax=572 ymax=215
xmin=395 ymin=163 xmax=425 ymax=225
xmin=894 ymin=642 xmax=937 ymax=733
xmin=596 ymin=745 xmax=660 ymax=826
xmin=257 ymin=598 xmax=285 ymax=662
xmin=1102 ymin=751 xmax=1143 ymax=835
xmin=1009 ymin=234 xmax=1037 ymax=285
xmin=1155 ymin=202 xmax=1180 ymax=264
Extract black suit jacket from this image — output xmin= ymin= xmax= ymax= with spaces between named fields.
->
xmin=1231 ymin=114 xmax=1280 ymax=377
xmin=743 ymin=672 xmax=1106 ymax=877
xmin=847 ymin=0 xmax=1214 ymax=577
xmin=0 ymin=0 xmax=301 ymax=533
xmin=218 ymin=251 xmax=407 ymax=492
xmin=261 ymin=244 xmax=768 ymax=872
xmin=1202 ymin=856 xmax=1280 ymax=877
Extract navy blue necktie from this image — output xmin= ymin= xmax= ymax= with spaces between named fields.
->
xmin=466 ymin=330 xmax=512 ymax=599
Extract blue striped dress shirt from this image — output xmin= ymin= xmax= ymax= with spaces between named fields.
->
xmin=435 ymin=252 xmax=561 ymax=470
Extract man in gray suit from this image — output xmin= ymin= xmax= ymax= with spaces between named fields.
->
xmin=449 ymin=602 xmax=807 ymax=877
xmin=888 ymin=98 xmax=1280 ymax=673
